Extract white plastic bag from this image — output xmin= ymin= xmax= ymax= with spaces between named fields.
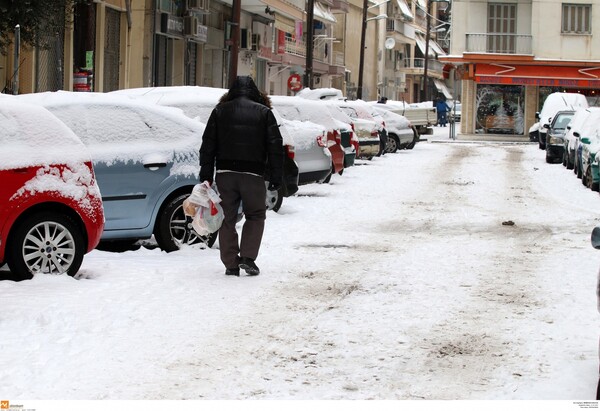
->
xmin=183 ymin=182 xmax=224 ymax=236
xmin=192 ymin=201 xmax=224 ymax=236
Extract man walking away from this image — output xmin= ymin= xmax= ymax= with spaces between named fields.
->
xmin=199 ymin=76 xmax=283 ymax=276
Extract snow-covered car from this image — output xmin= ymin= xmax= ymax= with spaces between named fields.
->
xmin=329 ymin=100 xmax=381 ymax=160
xmin=322 ymin=103 xmax=359 ymax=168
xmin=580 ymin=132 xmax=600 ymax=191
xmin=590 ymin=225 xmax=600 ymax=400
xmin=0 ymin=100 xmax=104 ymax=279
xmin=371 ymin=106 xmax=416 ymax=152
xmin=16 ymin=91 xmax=211 ymax=252
xmin=536 ymin=92 xmax=588 ymax=150
xmin=112 ymin=86 xmax=299 ymax=212
xmin=564 ymin=108 xmax=600 ymax=179
xmin=545 ymin=110 xmax=574 ymax=164
xmin=564 ymin=108 xmax=595 ymax=170
xmin=271 ymin=95 xmax=346 ymax=182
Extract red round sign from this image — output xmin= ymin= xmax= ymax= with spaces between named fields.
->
xmin=287 ymin=74 xmax=303 ymax=92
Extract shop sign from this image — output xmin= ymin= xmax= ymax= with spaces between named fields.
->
xmin=160 ymin=13 xmax=184 ymax=37
xmin=277 ymin=30 xmax=286 ymax=55
xmin=475 ymin=63 xmax=600 ymax=88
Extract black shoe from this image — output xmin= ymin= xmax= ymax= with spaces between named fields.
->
xmin=225 ymin=268 xmax=240 ymax=276
xmin=239 ymin=257 xmax=260 ymax=276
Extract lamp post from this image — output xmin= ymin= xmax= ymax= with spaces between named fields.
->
xmin=357 ymin=2 xmax=388 ymax=100
xmin=421 ymin=0 xmax=449 ymax=102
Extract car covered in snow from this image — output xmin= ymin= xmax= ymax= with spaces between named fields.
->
xmin=17 ymin=91 xmax=211 ymax=252
xmin=328 ymin=100 xmax=381 ymax=160
xmin=112 ymin=86 xmax=299 ymax=212
xmin=0 ymin=100 xmax=104 ymax=279
xmin=536 ymin=92 xmax=588 ymax=150
xmin=371 ymin=105 xmax=416 ymax=152
xmin=544 ymin=110 xmax=574 ymax=164
xmin=271 ymin=95 xmax=346 ymax=182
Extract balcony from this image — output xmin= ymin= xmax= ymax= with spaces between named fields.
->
xmin=466 ymin=33 xmax=533 ymax=55
xmin=283 ymin=37 xmax=331 ymax=64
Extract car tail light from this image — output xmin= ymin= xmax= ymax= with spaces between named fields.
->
xmin=317 ymin=133 xmax=327 ymax=147
xmin=285 ymin=144 xmax=295 ymax=160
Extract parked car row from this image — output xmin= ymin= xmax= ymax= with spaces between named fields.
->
xmin=535 ymin=102 xmax=600 ymax=194
xmin=1 ymin=86 xmax=418 ymax=280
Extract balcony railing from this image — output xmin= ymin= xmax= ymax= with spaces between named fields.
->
xmin=408 ymin=58 xmax=444 ymax=72
xmin=466 ymin=33 xmax=533 ymax=54
xmin=285 ymin=37 xmax=331 ymax=64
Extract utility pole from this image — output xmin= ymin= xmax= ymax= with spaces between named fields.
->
xmin=228 ymin=0 xmax=241 ymax=87
xmin=305 ymin=0 xmax=315 ymax=89
xmin=421 ymin=0 xmax=432 ymax=102
xmin=357 ymin=0 xmax=369 ymax=100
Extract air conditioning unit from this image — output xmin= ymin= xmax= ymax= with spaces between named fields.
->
xmin=251 ymin=33 xmax=261 ymax=51
xmin=184 ymin=16 xmax=198 ymax=36
xmin=188 ymin=0 xmax=209 ymax=11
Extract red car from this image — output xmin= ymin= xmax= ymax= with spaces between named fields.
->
xmin=0 ymin=100 xmax=104 ymax=280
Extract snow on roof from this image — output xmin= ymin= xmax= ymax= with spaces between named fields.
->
xmin=0 ymin=100 xmax=91 ymax=170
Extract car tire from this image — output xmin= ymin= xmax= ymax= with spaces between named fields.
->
xmin=6 ymin=212 xmax=85 ymax=280
xmin=154 ymin=193 xmax=218 ymax=252
xmin=386 ymin=135 xmax=399 ymax=153
xmin=266 ymin=186 xmax=283 ymax=212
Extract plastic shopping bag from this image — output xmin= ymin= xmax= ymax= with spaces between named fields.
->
xmin=192 ymin=201 xmax=224 ymax=236
xmin=183 ymin=182 xmax=224 ymax=236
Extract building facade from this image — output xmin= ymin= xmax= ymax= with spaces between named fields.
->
xmin=443 ymin=0 xmax=600 ymax=137
xmin=0 ymin=0 xmax=453 ymax=103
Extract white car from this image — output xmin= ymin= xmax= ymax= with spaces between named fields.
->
xmin=537 ymin=92 xmax=588 ymax=150
xmin=371 ymin=106 xmax=416 ymax=152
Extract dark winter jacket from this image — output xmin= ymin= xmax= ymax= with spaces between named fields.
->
xmin=199 ymin=82 xmax=283 ymax=184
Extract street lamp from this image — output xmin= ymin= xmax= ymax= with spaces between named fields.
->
xmin=357 ymin=0 xmax=388 ymax=100
xmin=421 ymin=0 xmax=449 ymax=102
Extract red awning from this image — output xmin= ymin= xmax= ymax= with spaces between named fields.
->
xmin=475 ymin=63 xmax=600 ymax=88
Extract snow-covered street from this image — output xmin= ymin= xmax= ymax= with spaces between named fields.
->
xmin=1 ymin=127 xmax=599 ymax=401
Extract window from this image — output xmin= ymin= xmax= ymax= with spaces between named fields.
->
xmin=487 ymin=3 xmax=516 ymax=53
xmin=562 ymin=4 xmax=591 ymax=34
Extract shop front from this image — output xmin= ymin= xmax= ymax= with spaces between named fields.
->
xmin=460 ymin=62 xmax=600 ymax=136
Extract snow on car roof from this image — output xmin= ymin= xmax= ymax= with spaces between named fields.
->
xmin=296 ymin=87 xmax=344 ymax=100
xmin=114 ymin=86 xmax=295 ymax=146
xmin=15 ymin=91 xmax=205 ymax=169
xmin=0 ymin=100 xmax=91 ymax=170
xmin=271 ymin=95 xmax=342 ymax=131
xmin=539 ymin=92 xmax=589 ymax=124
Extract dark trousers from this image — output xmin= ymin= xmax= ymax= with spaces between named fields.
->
xmin=215 ymin=172 xmax=266 ymax=269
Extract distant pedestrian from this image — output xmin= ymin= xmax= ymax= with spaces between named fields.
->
xmin=435 ymin=98 xmax=450 ymax=127
xmin=199 ymin=76 xmax=283 ymax=277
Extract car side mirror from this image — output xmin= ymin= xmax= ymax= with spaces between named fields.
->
xmin=535 ymin=112 xmax=540 ymax=120
xmin=543 ymin=124 xmax=550 ymax=129
xmin=573 ymin=131 xmax=580 ymax=138
xmin=582 ymin=137 xmax=591 ymax=144
xmin=592 ymin=226 xmax=600 ymax=249
xmin=567 ymin=126 xmax=571 ymax=130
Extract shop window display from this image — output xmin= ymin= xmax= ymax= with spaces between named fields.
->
xmin=475 ymin=84 xmax=524 ymax=135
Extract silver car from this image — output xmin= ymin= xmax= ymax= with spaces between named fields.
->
xmin=17 ymin=91 xmax=211 ymax=252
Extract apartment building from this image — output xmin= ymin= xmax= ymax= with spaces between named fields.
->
xmin=443 ymin=0 xmax=600 ymax=137
xmin=0 ymin=0 xmax=452 ymax=102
